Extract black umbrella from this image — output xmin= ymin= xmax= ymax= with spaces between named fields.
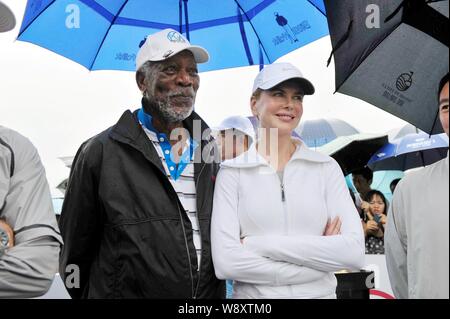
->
xmin=316 ymin=133 xmax=389 ymax=176
xmin=324 ymin=0 xmax=449 ymax=134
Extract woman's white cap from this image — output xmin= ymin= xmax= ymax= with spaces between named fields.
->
xmin=252 ymin=62 xmax=315 ymax=95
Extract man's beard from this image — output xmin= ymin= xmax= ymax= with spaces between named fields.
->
xmin=145 ymin=93 xmax=195 ymax=124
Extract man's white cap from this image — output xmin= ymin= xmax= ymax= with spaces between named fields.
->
xmin=252 ymin=62 xmax=315 ymax=95
xmin=213 ymin=116 xmax=255 ymax=143
xmin=136 ymin=28 xmax=209 ymax=70
xmin=0 ymin=1 xmax=16 ymax=33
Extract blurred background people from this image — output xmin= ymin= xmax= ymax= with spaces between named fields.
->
xmin=362 ymin=190 xmax=388 ymax=255
xmin=213 ymin=115 xmax=255 ymax=162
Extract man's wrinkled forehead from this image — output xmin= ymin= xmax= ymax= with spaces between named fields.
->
xmin=153 ymin=50 xmax=197 ymax=67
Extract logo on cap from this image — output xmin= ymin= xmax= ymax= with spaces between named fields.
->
xmin=167 ymin=31 xmax=186 ymax=43
xmin=163 ymin=50 xmax=174 ymax=59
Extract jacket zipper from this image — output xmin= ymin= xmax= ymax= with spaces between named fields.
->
xmin=280 ymin=183 xmax=286 ymax=202
xmin=138 ymin=159 xmax=196 ymax=299
xmin=176 ymin=200 xmax=196 ymax=298
xmin=193 ymin=162 xmax=207 ymax=299
xmin=280 ymin=169 xmax=294 ymax=297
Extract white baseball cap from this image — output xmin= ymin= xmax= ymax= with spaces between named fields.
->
xmin=136 ymin=28 xmax=209 ymax=70
xmin=252 ymin=62 xmax=315 ymax=95
xmin=0 ymin=1 xmax=16 ymax=33
xmin=213 ymin=116 xmax=255 ymax=143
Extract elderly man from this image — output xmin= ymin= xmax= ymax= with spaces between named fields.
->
xmin=59 ymin=29 xmax=224 ymax=299
xmin=385 ymin=73 xmax=449 ymax=299
xmin=1 ymin=0 xmax=62 ymax=298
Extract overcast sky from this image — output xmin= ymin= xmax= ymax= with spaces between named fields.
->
xmin=0 ymin=0 xmax=407 ymax=196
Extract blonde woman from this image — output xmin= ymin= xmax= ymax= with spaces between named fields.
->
xmin=211 ymin=63 xmax=365 ymax=299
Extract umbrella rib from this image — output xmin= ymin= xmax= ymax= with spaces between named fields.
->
xmin=88 ymin=0 xmax=131 ymax=71
xmin=17 ymin=0 xmax=57 ymax=38
xmin=306 ymin=0 xmax=326 ymax=17
xmin=333 ymin=22 xmax=404 ymax=94
xmin=233 ymin=0 xmax=271 ymax=64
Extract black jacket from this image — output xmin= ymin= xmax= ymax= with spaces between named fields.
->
xmin=59 ymin=109 xmax=225 ymax=299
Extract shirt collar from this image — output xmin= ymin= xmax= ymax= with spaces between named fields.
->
xmin=221 ymin=137 xmax=332 ymax=169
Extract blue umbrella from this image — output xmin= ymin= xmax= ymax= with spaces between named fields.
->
xmin=18 ymin=0 xmax=328 ymax=72
xmin=296 ymin=118 xmax=359 ymax=148
xmin=368 ymin=132 xmax=449 ymax=171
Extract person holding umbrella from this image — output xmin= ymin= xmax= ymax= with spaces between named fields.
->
xmin=211 ymin=63 xmax=365 ymax=299
xmin=59 ymin=29 xmax=224 ymax=299
xmin=1 ymin=1 xmax=62 ymax=298
xmin=385 ymin=73 xmax=449 ymax=299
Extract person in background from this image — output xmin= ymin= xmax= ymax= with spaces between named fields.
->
xmin=212 ymin=115 xmax=255 ymax=298
xmin=362 ymin=190 xmax=388 ymax=255
xmin=389 ymin=178 xmax=401 ymax=194
xmin=213 ymin=115 xmax=255 ymax=162
xmin=211 ymin=63 xmax=364 ymax=299
xmin=385 ymin=73 xmax=449 ymax=299
xmin=351 ymin=167 xmax=374 ymax=213
xmin=0 ymin=1 xmax=62 ymax=298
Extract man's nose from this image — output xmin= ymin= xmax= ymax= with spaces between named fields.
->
xmin=176 ymin=69 xmax=194 ymax=86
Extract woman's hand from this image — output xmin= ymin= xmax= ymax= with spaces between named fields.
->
xmin=323 ymin=216 xmax=341 ymax=236
xmin=364 ymin=211 xmax=379 ymax=236
xmin=360 ymin=200 xmax=370 ymax=212
xmin=379 ymin=214 xmax=387 ymax=225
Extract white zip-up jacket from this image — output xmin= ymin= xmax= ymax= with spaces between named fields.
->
xmin=211 ymin=139 xmax=365 ymax=299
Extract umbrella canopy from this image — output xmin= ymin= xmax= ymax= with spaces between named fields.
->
xmin=368 ymin=132 xmax=449 ymax=171
xmin=388 ymin=123 xmax=421 ymax=141
xmin=18 ymin=0 xmax=329 ymax=72
xmin=316 ymin=133 xmax=388 ymax=176
xmin=296 ymin=118 xmax=359 ymax=148
xmin=324 ymin=0 xmax=449 ymax=134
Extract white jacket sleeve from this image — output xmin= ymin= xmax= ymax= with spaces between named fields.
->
xmin=211 ymin=167 xmax=327 ymax=285
xmin=244 ymin=160 xmax=365 ymax=273
xmin=385 ymin=185 xmax=408 ymax=299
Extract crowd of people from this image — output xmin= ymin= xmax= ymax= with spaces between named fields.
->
xmin=1 ymin=1 xmax=448 ymax=299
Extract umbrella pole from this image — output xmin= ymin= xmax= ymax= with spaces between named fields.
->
xmin=179 ymin=0 xmax=182 ymax=33
xmin=183 ymin=0 xmax=191 ymax=41
xmin=420 ymin=150 xmax=426 ymax=167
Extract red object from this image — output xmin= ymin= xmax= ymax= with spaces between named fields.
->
xmin=370 ymin=289 xmax=395 ymax=299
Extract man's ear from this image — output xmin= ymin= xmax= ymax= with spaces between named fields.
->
xmin=136 ymin=71 xmax=146 ymax=92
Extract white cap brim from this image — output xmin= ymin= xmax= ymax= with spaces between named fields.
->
xmin=0 ymin=1 xmax=16 ymax=33
xmin=147 ymin=45 xmax=209 ymax=64
xmin=258 ymin=76 xmax=315 ymax=95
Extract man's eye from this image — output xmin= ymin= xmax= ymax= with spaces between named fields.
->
xmin=441 ymin=104 xmax=449 ymax=111
xmin=164 ymin=66 xmax=177 ymax=73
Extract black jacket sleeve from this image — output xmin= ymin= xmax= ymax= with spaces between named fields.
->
xmin=58 ymin=138 xmax=103 ymax=299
